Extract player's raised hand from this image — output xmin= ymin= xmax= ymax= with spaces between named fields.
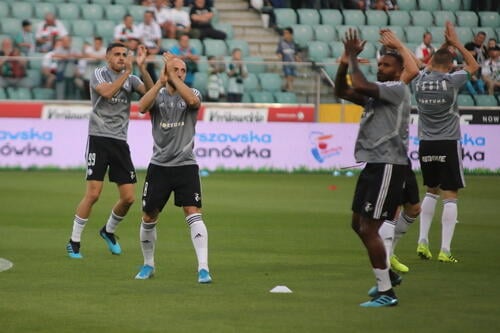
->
xmin=125 ymin=50 xmax=134 ymax=73
xmin=135 ymin=44 xmax=148 ymax=68
xmin=159 ymin=52 xmax=169 ymax=85
xmin=343 ymin=28 xmax=366 ymax=57
xmin=444 ymin=21 xmax=460 ymax=47
xmin=379 ymin=29 xmax=403 ymax=50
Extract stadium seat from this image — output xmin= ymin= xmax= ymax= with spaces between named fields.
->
xmin=388 ymin=10 xmax=411 ymax=26
xmin=405 ymin=26 xmax=427 ymax=43
xmin=313 ymin=25 xmax=336 ymax=43
xmin=57 ymin=3 xmax=80 ymax=20
xmin=359 ymin=25 xmax=380 ymax=43
xmin=203 ymin=39 xmax=228 ymax=57
xmin=274 ymin=91 xmax=297 ymax=104
xmin=32 ymin=88 xmax=55 ymax=100
xmin=321 ymin=58 xmax=339 ymax=78
xmin=26 ymin=69 xmax=41 ymax=87
xmin=496 ymin=28 xmax=500 ymax=40
xmin=0 ymin=88 xmax=7 ymax=99
xmin=319 ymin=9 xmax=343 ymax=25
xmin=329 ymin=41 xmax=344 ymax=58
xmin=28 ymin=52 xmax=44 ymax=70
xmin=410 ymin=11 xmax=433 ymax=27
xmin=274 ymin=8 xmax=297 ymax=29
xmin=71 ymin=36 xmax=84 ymax=51
xmin=297 ymin=8 xmax=320 ymax=25
xmin=241 ymin=93 xmax=251 ymax=103
xmin=114 ymin=0 xmax=134 ymax=5
xmin=1 ymin=18 xmax=22 ymax=36
xmin=250 ymin=91 xmax=275 ymax=103
xmin=290 ymin=24 xmax=314 ymax=49
xmin=428 ymin=27 xmax=445 ymax=44
xmin=418 ymin=0 xmax=440 ymax=11
xmin=307 ymin=40 xmax=330 ymax=62
xmin=6 ymin=87 xmax=32 ymax=100
xmin=258 ymin=73 xmax=282 ymax=92
xmin=226 ymin=39 xmax=250 ymax=57
xmin=33 ymin=3 xmax=56 ymax=19
xmin=358 ymin=41 xmax=376 ymax=59
xmin=72 ymin=20 xmax=95 ymax=37
xmin=245 ymin=56 xmax=266 ymax=73
xmin=381 ymin=26 xmax=405 ymax=42
xmin=213 ymin=22 xmax=234 ymax=40
xmin=478 ymin=11 xmax=499 ymax=28
xmin=440 ymin=0 xmax=461 ymax=11
xmin=94 ymin=20 xmax=116 ymax=42
xmin=397 ymin=0 xmax=417 ymax=11
xmin=192 ymin=72 xmax=208 ymax=96
xmin=10 ymin=2 xmax=33 ymax=20
xmin=190 ymin=39 xmax=204 ymax=55
xmin=105 ymin=5 xmax=127 ymax=23
xmin=342 ymin=10 xmax=365 ymax=25
xmin=336 ymin=25 xmax=358 ymax=41
xmin=80 ymin=4 xmax=104 ymax=21
xmin=474 ymin=95 xmax=498 ymax=107
xmin=243 ymin=73 xmax=259 ymax=92
xmin=457 ymin=94 xmax=475 ymax=107
xmin=365 ymin=10 xmax=388 ymax=26
xmin=456 ymin=27 xmax=473 ymax=44
xmin=455 ymin=11 xmax=478 ymax=27
xmin=211 ymin=7 xmax=219 ymax=24
xmin=433 ymin=11 xmax=456 ymax=26
xmin=462 ymin=0 xmax=472 ymax=10
xmin=0 ymin=3 xmax=10 ymax=17
xmin=129 ymin=5 xmax=148 ymax=22
xmin=161 ymin=38 xmax=178 ymax=52
xmin=92 ymin=0 xmax=113 ymax=4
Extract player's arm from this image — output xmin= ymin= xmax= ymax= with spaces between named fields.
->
xmin=135 ymin=45 xmax=155 ymax=93
xmin=444 ymin=21 xmax=479 ymax=75
xmin=95 ymin=52 xmax=134 ymax=99
xmin=138 ymin=73 xmax=164 ymax=114
xmin=379 ymin=29 xmax=419 ymax=84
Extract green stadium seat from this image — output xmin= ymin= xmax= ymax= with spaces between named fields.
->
xmin=250 ymin=91 xmax=275 ymax=103
xmin=274 ymin=8 xmax=297 ymax=29
xmin=0 ymin=3 xmax=10 ymax=17
xmin=211 ymin=7 xmax=219 ymax=24
xmin=359 ymin=41 xmax=376 ymax=59
xmin=456 ymin=27 xmax=473 ymax=44
xmin=418 ymin=0 xmax=440 ymax=11
xmin=274 ymin=91 xmax=297 ymax=104
xmin=405 ymin=26 xmax=426 ymax=43
xmin=114 ymin=0 xmax=134 ymax=5
xmin=319 ymin=9 xmax=343 ymax=25
xmin=128 ymin=5 xmax=147 ymax=22
xmin=297 ymin=8 xmax=320 ymax=25
xmin=190 ymin=39 xmax=203 ymax=55
xmin=455 ymin=11 xmax=478 ymax=27
xmin=245 ymin=56 xmax=266 ymax=74
xmin=478 ymin=11 xmax=499 ymax=28
xmin=32 ymin=88 xmax=55 ymax=100
xmin=342 ymin=10 xmax=365 ymax=25
xmin=329 ymin=41 xmax=344 ymax=58
xmin=440 ymin=0 xmax=461 ymax=11
xmin=72 ymin=20 xmax=95 ymax=37
xmin=388 ymin=10 xmax=411 ymax=26
xmin=161 ymin=38 xmax=178 ymax=51
xmin=80 ymin=4 xmax=104 ymax=21
xmin=1 ymin=18 xmax=22 ymax=37
xmin=307 ymin=40 xmax=330 ymax=62
xmin=462 ymin=0 xmax=472 ymax=10
xmin=213 ymin=23 xmax=234 ymax=40
xmin=313 ymin=25 xmax=336 ymax=43
xmin=192 ymin=72 xmax=208 ymax=96
xmin=381 ymin=26 xmax=405 ymax=42
xmin=34 ymin=3 xmax=56 ymax=19
xmin=6 ymin=87 xmax=32 ymax=100
xmin=321 ymin=58 xmax=339 ymax=78
xmin=365 ymin=10 xmax=388 ymax=26
xmin=203 ymin=39 xmax=228 ymax=57
xmin=258 ymin=73 xmax=282 ymax=92
xmin=57 ymin=3 xmax=80 ymax=20
xmin=92 ymin=0 xmax=113 ymax=5
xmin=71 ymin=36 xmax=85 ymax=51
xmin=410 ymin=11 xmax=433 ymax=27
xmin=105 ymin=5 xmax=127 ymax=23
xmin=336 ymin=25 xmax=358 ymax=41
xmin=94 ymin=20 xmax=116 ymax=42
xmin=243 ymin=73 xmax=259 ymax=92
xmin=433 ymin=11 xmax=456 ymax=26
xmin=359 ymin=25 xmax=380 ymax=43
xmin=397 ymin=0 xmax=417 ymax=11
xmin=496 ymin=28 xmax=500 ymax=40
xmin=241 ymin=93 xmax=251 ymax=103
xmin=457 ymin=94 xmax=475 ymax=107
xmin=428 ymin=27 xmax=445 ymax=44
xmin=226 ymin=39 xmax=250 ymax=57
xmin=474 ymin=95 xmax=498 ymax=107
xmin=0 ymin=88 xmax=7 ymax=99
xmin=10 ymin=2 xmax=33 ymax=20
xmin=26 ymin=69 xmax=42 ymax=87
xmin=290 ymin=24 xmax=314 ymax=49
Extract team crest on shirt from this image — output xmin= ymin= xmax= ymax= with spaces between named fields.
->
xmin=177 ymin=100 xmax=187 ymax=109
xmin=123 ymin=80 xmax=130 ymax=90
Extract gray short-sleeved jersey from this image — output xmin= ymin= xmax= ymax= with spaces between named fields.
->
xmin=88 ymin=66 xmax=144 ymax=141
xmin=149 ymin=87 xmax=202 ymax=167
xmin=355 ymin=81 xmax=411 ymax=165
xmin=414 ymin=69 xmax=468 ymax=140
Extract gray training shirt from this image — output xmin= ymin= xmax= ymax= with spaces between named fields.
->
xmin=355 ymin=81 xmax=411 ymax=165
xmin=413 ymin=69 xmax=469 ymax=141
xmin=148 ymin=87 xmax=202 ymax=167
xmin=89 ymin=66 xmax=144 ymax=141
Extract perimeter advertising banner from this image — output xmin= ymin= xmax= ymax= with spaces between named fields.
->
xmin=0 ymin=119 xmax=498 ymax=171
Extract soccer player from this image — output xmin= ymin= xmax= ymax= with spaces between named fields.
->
xmin=334 ymin=29 xmax=418 ymax=307
xmin=66 ymin=43 xmax=154 ymax=259
xmin=134 ymin=53 xmax=212 ymax=284
xmin=414 ymin=22 xmax=479 ymax=263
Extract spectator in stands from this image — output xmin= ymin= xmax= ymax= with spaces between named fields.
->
xmin=137 ymin=10 xmax=163 ymax=56
xmin=320 ymin=0 xmax=342 ymax=9
xmin=35 ymin=13 xmax=68 ymax=53
xmin=169 ymin=34 xmax=200 ymax=87
xmin=415 ymin=32 xmax=435 ymax=65
xmin=114 ymin=15 xmax=141 ymax=43
xmin=276 ymin=27 xmax=301 ymax=92
xmin=471 ymin=0 xmax=499 ymax=12
xmin=190 ymin=0 xmax=227 ymax=40
xmin=206 ymin=55 xmax=225 ymax=101
xmin=343 ymin=0 xmax=369 ymax=10
xmin=464 ymin=44 xmax=486 ymax=95
xmin=481 ymin=46 xmax=500 ymax=95
xmin=465 ymin=31 xmax=488 ymax=65
xmin=149 ymin=0 xmax=175 ymax=38
xmin=487 ymin=38 xmax=498 ymax=54
xmin=0 ymin=37 xmax=31 ymax=89
xmin=41 ymin=39 xmax=62 ymax=90
xmin=372 ymin=0 xmax=398 ymax=10
xmin=226 ymin=48 xmax=248 ymax=102
xmin=50 ymin=36 xmax=83 ymax=100
xmin=185 ymin=0 xmax=214 ymax=7
xmin=76 ymin=36 xmax=107 ymax=100
xmin=14 ymin=20 xmax=35 ymax=56
xmin=170 ymin=0 xmax=194 ymax=38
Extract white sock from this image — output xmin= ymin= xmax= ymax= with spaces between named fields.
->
xmin=441 ymin=199 xmax=458 ymax=253
xmin=186 ymin=213 xmax=209 ymax=271
xmin=373 ymin=268 xmax=392 ymax=292
xmin=71 ymin=215 xmax=88 ymax=242
xmin=393 ymin=212 xmax=416 ymax=252
xmin=105 ymin=210 xmax=124 ymax=233
xmin=379 ymin=220 xmax=395 ymax=266
xmin=419 ymin=193 xmax=439 ymax=244
xmin=140 ymin=219 xmax=157 ymax=267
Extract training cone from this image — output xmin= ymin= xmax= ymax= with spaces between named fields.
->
xmin=270 ymin=285 xmax=292 ymax=293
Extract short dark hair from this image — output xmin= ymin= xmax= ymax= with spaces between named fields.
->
xmin=284 ymin=27 xmax=293 ymax=35
xmin=106 ymin=42 xmax=127 ymax=54
xmin=432 ymin=48 xmax=454 ymax=66
xmin=384 ymin=51 xmax=404 ymax=68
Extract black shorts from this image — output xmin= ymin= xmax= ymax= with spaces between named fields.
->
xmin=85 ymin=136 xmax=137 ymax=184
xmin=419 ymin=140 xmax=465 ymax=191
xmin=352 ymin=163 xmax=406 ymax=220
xmin=401 ymin=163 xmax=420 ymax=205
xmin=142 ymin=164 xmax=202 ymax=213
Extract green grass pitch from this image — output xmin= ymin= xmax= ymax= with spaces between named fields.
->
xmin=0 ymin=170 xmax=499 ymax=332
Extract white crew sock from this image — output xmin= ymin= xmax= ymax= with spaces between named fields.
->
xmin=393 ymin=212 xmax=416 ymax=253
xmin=373 ymin=268 xmax=392 ymax=292
xmin=379 ymin=220 xmax=396 ymax=266
xmin=71 ymin=215 xmax=88 ymax=242
xmin=105 ymin=210 xmax=124 ymax=233
xmin=441 ymin=199 xmax=458 ymax=253
xmin=186 ymin=213 xmax=209 ymax=271
xmin=140 ymin=219 xmax=157 ymax=267
xmin=419 ymin=193 xmax=439 ymax=244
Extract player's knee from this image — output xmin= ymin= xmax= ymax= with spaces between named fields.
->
xmin=122 ymin=194 xmax=135 ymax=207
